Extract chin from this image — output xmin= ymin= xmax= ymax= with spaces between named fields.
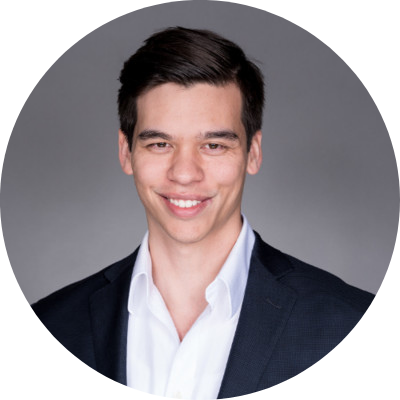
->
xmin=163 ymin=223 xmax=210 ymax=245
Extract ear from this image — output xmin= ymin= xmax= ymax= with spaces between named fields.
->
xmin=118 ymin=130 xmax=133 ymax=175
xmin=247 ymin=130 xmax=262 ymax=175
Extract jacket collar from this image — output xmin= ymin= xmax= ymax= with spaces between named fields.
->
xmin=217 ymin=232 xmax=297 ymax=398
xmin=89 ymin=251 xmax=138 ymax=385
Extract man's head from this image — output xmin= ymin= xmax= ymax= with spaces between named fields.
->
xmin=118 ymin=27 xmax=264 ymax=245
xmin=118 ymin=27 xmax=265 ymax=151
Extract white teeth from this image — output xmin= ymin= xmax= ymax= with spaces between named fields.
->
xmin=169 ymin=198 xmax=201 ymax=208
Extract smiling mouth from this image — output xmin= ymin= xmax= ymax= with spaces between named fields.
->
xmin=158 ymin=193 xmax=211 ymax=217
xmin=168 ymin=198 xmax=202 ymax=208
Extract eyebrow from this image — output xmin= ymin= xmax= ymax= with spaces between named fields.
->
xmin=203 ymin=130 xmax=239 ymax=141
xmin=137 ymin=130 xmax=173 ymax=141
xmin=137 ymin=129 xmax=239 ymax=141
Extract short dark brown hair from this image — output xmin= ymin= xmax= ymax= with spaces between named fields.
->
xmin=118 ymin=27 xmax=265 ymax=151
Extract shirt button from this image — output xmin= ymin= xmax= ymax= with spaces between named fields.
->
xmin=174 ymin=391 xmax=182 ymax=399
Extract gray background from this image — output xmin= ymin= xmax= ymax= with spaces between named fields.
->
xmin=1 ymin=1 xmax=398 ymax=303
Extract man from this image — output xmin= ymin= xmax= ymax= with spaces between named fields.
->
xmin=33 ymin=27 xmax=374 ymax=399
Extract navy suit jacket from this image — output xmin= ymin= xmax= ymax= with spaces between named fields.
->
xmin=32 ymin=232 xmax=374 ymax=397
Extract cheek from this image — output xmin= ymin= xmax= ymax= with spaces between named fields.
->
xmin=131 ymin=155 xmax=165 ymax=188
xmin=207 ymin=158 xmax=247 ymax=188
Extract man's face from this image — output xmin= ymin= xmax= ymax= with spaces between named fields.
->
xmin=119 ymin=82 xmax=262 ymax=245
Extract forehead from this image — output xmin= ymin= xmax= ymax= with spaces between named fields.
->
xmin=135 ymin=82 xmax=244 ymax=135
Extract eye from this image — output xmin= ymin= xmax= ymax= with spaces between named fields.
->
xmin=203 ymin=143 xmax=227 ymax=153
xmin=147 ymin=142 xmax=171 ymax=152
xmin=205 ymin=143 xmax=227 ymax=150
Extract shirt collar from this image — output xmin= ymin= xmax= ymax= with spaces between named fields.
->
xmin=128 ymin=216 xmax=255 ymax=319
xmin=131 ymin=231 xmax=151 ymax=280
xmin=127 ymin=231 xmax=152 ymax=315
xmin=205 ymin=215 xmax=255 ymax=319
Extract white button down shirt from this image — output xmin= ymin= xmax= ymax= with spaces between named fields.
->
xmin=126 ymin=216 xmax=255 ymax=399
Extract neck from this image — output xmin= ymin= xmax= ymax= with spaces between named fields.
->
xmin=149 ymin=216 xmax=243 ymax=284
xmin=147 ymin=215 xmax=243 ymax=340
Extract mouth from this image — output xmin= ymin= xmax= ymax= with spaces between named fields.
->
xmin=167 ymin=198 xmax=202 ymax=208
xmin=158 ymin=193 xmax=212 ymax=216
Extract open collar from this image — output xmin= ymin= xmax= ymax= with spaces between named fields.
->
xmin=88 ymin=232 xmax=298 ymax=394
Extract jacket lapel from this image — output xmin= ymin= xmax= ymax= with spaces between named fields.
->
xmin=218 ymin=234 xmax=297 ymax=398
xmin=89 ymin=251 xmax=138 ymax=385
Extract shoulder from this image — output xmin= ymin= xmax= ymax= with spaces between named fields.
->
xmin=252 ymin=231 xmax=374 ymax=317
xmin=245 ymin=233 xmax=375 ymax=388
xmin=32 ymin=251 xmax=137 ymax=320
xmin=282 ymin=253 xmax=374 ymax=313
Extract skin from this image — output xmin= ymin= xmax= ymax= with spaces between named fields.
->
xmin=119 ymin=82 xmax=262 ymax=340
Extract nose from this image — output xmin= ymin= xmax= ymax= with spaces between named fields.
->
xmin=167 ymin=147 xmax=204 ymax=185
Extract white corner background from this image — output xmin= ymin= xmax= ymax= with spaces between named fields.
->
xmin=1 ymin=1 xmax=399 ymax=399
